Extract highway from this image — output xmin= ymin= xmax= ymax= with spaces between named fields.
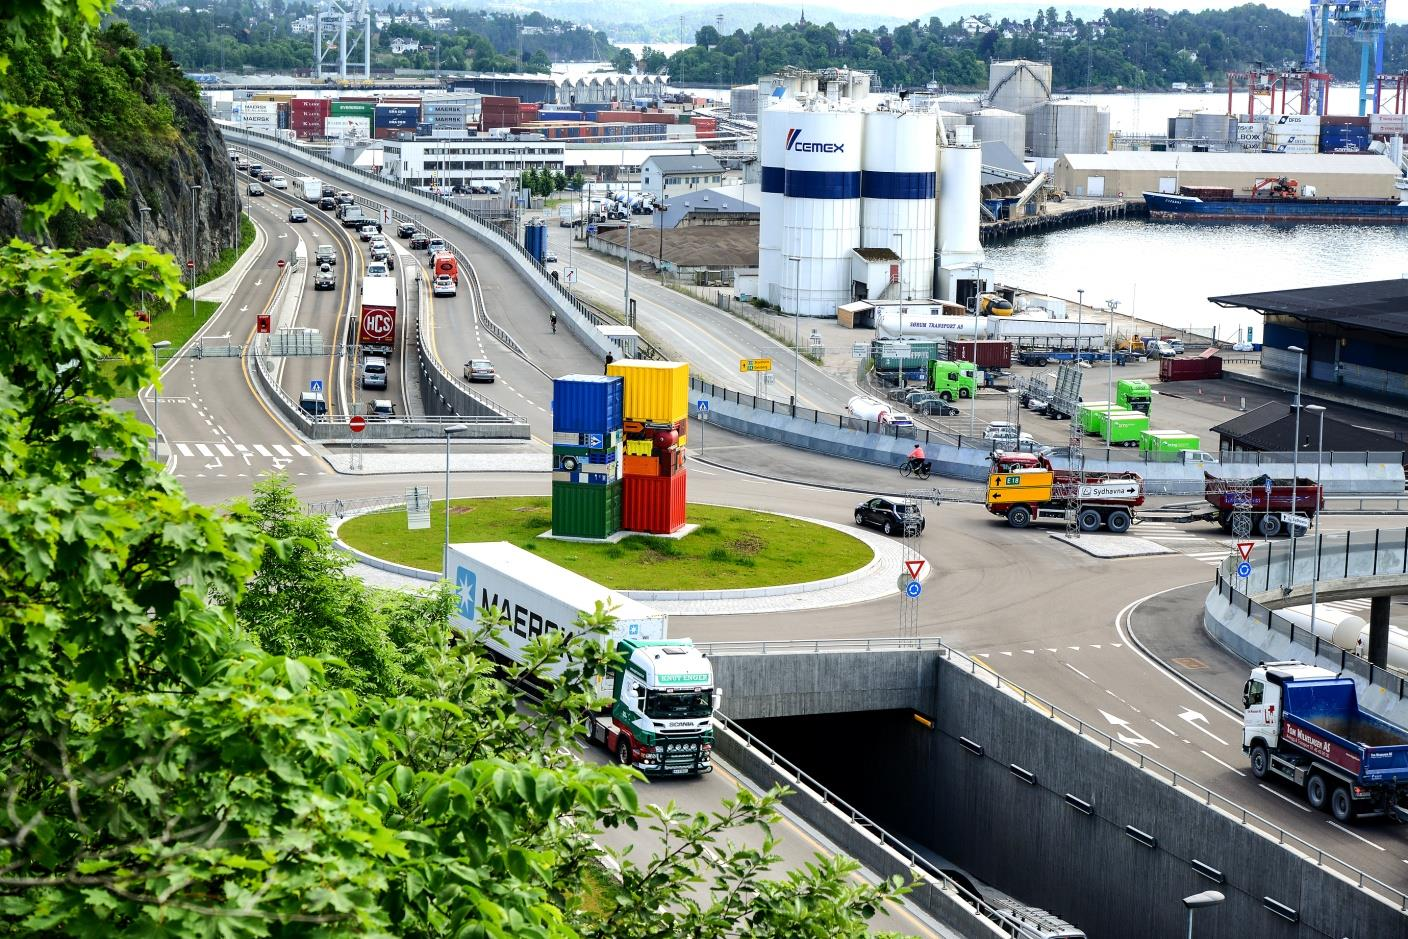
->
xmin=170 ymin=144 xmax=1408 ymax=927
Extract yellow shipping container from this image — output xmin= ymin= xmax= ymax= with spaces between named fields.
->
xmin=607 ymin=360 xmax=689 ymax=424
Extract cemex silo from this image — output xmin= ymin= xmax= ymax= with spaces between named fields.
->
xmin=860 ymin=108 xmax=937 ymax=301
xmin=757 ymin=97 xmax=798 ymax=306
xmin=936 ymin=125 xmax=987 ymax=308
xmin=781 ymin=104 xmax=864 ymax=317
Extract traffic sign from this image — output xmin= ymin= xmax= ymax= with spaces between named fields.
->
xmin=186 ymin=259 xmax=195 ymax=269
xmin=277 ymin=259 xmax=286 ymax=269
xmin=1236 ymin=561 xmax=1252 ymax=578
xmin=1236 ymin=542 xmax=1254 ymax=562
xmin=349 ymin=416 xmax=366 ymax=433
xmin=586 ymin=433 xmax=603 ymax=448
xmin=905 ymin=581 xmax=922 ymax=599
xmin=1264 ymin=478 xmax=1273 ymax=495
xmin=1280 ymin=512 xmax=1310 ymax=529
xmin=696 ymin=399 xmax=709 ymax=412
xmin=740 ymin=358 xmax=773 ymax=372
xmin=905 ymin=559 xmax=926 ymax=579
xmin=310 ymin=379 xmax=324 ymax=392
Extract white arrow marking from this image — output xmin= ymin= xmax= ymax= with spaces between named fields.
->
xmin=1099 ymin=709 xmax=1158 ymax=748
xmin=204 ymin=457 xmax=223 ymax=469
xmin=278 ymin=232 xmax=288 ymax=239
xmin=240 ymin=305 xmax=249 ymax=313
xmin=272 ymin=457 xmax=292 ymax=470
xmin=1178 ymin=708 xmax=1228 ymax=746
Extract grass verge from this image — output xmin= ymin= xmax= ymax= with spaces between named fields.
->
xmin=338 ymin=497 xmax=873 ymax=591
xmin=149 ymin=299 xmax=220 ymax=353
xmin=198 ymin=213 xmax=257 ymax=286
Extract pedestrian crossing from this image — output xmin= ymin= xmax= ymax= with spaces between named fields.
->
xmin=1133 ymin=520 xmax=1238 ymax=566
xmin=174 ymin=442 xmax=311 ymax=459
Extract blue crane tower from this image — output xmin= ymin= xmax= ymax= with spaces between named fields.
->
xmin=1305 ymin=0 xmax=1387 ymax=115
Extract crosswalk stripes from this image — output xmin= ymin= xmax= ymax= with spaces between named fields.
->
xmin=253 ymin=445 xmax=272 ymax=457
xmin=173 ymin=442 xmax=313 ymax=461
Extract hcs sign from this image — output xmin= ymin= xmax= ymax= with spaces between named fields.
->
xmin=360 ymin=308 xmax=394 ymax=343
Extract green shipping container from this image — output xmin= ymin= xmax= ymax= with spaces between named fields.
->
xmin=1117 ymin=379 xmax=1153 ymax=414
xmin=552 ymin=480 xmax=622 ymax=539
xmin=874 ymin=341 xmax=939 ymax=371
xmin=1099 ymin=409 xmax=1150 ymax=446
xmin=1138 ymin=430 xmax=1201 ymax=453
xmin=1078 ymin=402 xmax=1115 ymax=434
xmin=331 ymin=101 xmax=374 ymax=119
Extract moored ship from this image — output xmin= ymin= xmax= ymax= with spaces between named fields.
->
xmin=1143 ymin=178 xmax=1408 ymax=223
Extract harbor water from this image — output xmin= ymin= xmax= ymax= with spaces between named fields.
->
xmin=984 ymin=218 xmax=1408 ymax=343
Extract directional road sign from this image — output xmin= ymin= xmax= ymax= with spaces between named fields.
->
xmin=740 ymin=358 xmax=772 ymax=372
xmin=310 ymin=379 xmax=324 ymax=392
xmin=905 ymin=581 xmax=922 ymax=599
xmin=1280 ymin=512 xmax=1310 ymax=529
xmin=1236 ymin=561 xmax=1252 ymax=578
xmin=1236 ymin=542 xmax=1255 ymax=562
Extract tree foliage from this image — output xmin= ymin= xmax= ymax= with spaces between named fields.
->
xmin=0 ymin=3 xmax=910 ymax=934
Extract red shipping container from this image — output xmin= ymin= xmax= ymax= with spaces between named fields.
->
xmin=1159 ymin=354 xmax=1223 ymax=381
xmin=622 ymin=473 xmax=686 ymax=534
xmin=291 ymin=98 xmax=331 ymax=116
xmin=480 ymin=95 xmax=519 ymax=108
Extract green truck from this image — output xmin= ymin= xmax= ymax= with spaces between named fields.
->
xmin=1097 ymin=408 xmax=1150 ymax=446
xmin=1138 ymin=430 xmax=1201 ymax=453
xmin=930 ymin=360 xmax=977 ymax=402
xmin=1116 ymin=379 xmax=1153 ymax=414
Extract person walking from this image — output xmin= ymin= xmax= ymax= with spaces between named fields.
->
xmin=550 ymin=311 xmax=557 ymax=333
xmin=604 ymin=351 xmax=615 ymax=374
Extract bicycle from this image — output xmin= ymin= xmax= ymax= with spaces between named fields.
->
xmin=899 ymin=459 xmax=932 ymax=480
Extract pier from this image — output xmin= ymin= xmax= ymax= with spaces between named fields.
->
xmin=980 ymin=198 xmax=1147 ymax=244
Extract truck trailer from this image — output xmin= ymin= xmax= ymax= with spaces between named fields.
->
xmin=1243 ymin=661 xmax=1408 ymax=822
xmin=357 ymin=277 xmax=398 ymax=355
xmin=986 ymin=452 xmax=1144 ymax=532
xmin=447 ymin=542 xmax=718 ymax=776
xmin=1204 ymin=472 xmax=1322 ymax=537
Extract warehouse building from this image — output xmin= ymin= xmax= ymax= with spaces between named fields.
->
xmin=1211 ymin=278 xmax=1408 ymax=401
xmin=1209 ymin=402 xmax=1403 ymax=458
xmin=379 ymin=138 xmax=564 ymax=188
xmin=1053 ymin=152 xmax=1400 ymax=199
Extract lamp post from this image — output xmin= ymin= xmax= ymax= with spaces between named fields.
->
xmin=1076 ymin=287 xmax=1085 ymax=356
xmin=788 ymin=255 xmax=801 ymax=417
xmin=657 ymin=202 xmax=668 ymax=283
xmin=1104 ymin=298 xmax=1119 ymax=410
xmin=969 ymin=262 xmax=984 ymax=439
xmin=1182 ymin=890 xmax=1224 ymax=939
xmin=1306 ymin=403 xmax=1326 ymax=634
xmin=150 ymin=340 xmax=171 ymax=461
xmin=623 ymin=221 xmax=634 ymax=327
xmin=188 ymin=184 xmax=202 ymax=321
xmin=443 ymin=423 xmax=471 ymax=578
xmin=138 ymin=204 xmax=151 ymax=313
xmin=1287 ymin=344 xmax=1305 ymax=590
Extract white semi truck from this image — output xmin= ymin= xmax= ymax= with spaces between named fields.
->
xmin=873 ymin=306 xmax=1106 ymax=346
xmin=447 ymin=541 xmax=719 ymax=776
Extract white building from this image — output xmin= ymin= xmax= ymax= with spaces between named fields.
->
xmin=379 ymin=138 xmax=565 ymax=189
xmin=640 ymin=154 xmax=725 ymax=202
xmin=389 ymin=38 xmax=421 ymax=54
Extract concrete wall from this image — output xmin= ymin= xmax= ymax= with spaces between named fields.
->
xmin=712 ymin=650 xmax=942 ymax=720
xmin=730 ymin=653 xmax=1408 ymax=938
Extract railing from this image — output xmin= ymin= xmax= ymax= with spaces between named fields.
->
xmin=304 ymin=494 xmax=407 ymax=518
xmin=705 ymin=636 xmax=1408 ymax=911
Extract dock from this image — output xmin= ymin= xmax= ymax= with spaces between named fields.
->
xmin=981 ymin=199 xmax=1148 ymax=244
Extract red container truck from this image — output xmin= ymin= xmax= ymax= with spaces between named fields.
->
xmin=358 ymin=277 xmax=398 ymax=354
xmin=1204 ymin=472 xmax=1322 ymax=536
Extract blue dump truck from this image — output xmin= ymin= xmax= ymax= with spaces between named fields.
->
xmin=1243 ymin=661 xmax=1408 ymax=822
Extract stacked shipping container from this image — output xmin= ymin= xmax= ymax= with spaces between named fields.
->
xmin=374 ymin=103 xmax=421 ymax=140
xmin=608 ymin=361 xmax=689 ymax=535
xmin=290 ymin=98 xmax=329 ymax=138
xmin=551 ymin=375 xmax=625 ymax=539
xmin=481 ymin=95 xmax=521 ymax=131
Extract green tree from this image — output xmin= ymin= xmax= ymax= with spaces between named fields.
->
xmin=552 ymin=171 xmax=568 ymax=192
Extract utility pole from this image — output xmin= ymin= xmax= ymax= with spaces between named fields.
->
xmin=189 ymin=184 xmax=202 ymax=321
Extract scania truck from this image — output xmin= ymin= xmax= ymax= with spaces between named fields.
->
xmin=447 ymin=541 xmax=719 ymax=776
xmin=1243 ymin=661 xmax=1408 ymax=822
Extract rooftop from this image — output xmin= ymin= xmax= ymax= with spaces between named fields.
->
xmin=646 ymin=154 xmax=724 ymax=175
xmin=1209 ymin=278 xmax=1408 ymax=339
xmin=1059 ymin=151 xmax=1400 ymax=176
xmin=1209 ymin=401 xmax=1404 ymax=453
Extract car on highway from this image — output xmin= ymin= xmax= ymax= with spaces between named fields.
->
xmin=396 ymin=222 xmax=416 ymax=238
xmin=409 ymin=233 xmax=429 ymax=250
xmin=258 ymin=170 xmax=274 ymax=183
xmin=314 ymin=265 xmax=335 ymax=290
xmin=432 ymin=274 xmax=457 ymax=297
xmin=235 ymin=157 xmax=249 ymax=171
xmin=368 ymin=235 xmax=387 ymax=251
xmin=463 ymin=358 xmax=495 ymax=383
xmin=247 ymin=182 xmax=264 ymax=196
xmin=367 ymin=399 xmax=396 ymax=420
xmin=298 ymin=391 xmax=326 ymax=416
xmin=321 ymin=185 xmax=335 ymax=199
xmin=365 ymin=261 xmax=390 ymax=278
xmin=318 ymin=196 xmax=336 ymax=211
xmin=336 ymin=191 xmax=354 ymax=205
xmin=287 ymin=207 xmax=307 ymax=223
xmin=543 ymin=251 xmax=558 ymax=263
xmin=315 ymin=245 xmax=336 ymax=266
xmin=247 ymin=163 xmax=263 ymax=177
xmin=359 ymin=224 xmax=379 ymax=242
xmin=361 ymin=356 xmax=388 ymax=390
xmin=854 ymin=497 xmax=925 ymax=536
xmin=271 ymin=175 xmax=288 ymax=189
xmin=425 ymin=238 xmax=446 ymax=256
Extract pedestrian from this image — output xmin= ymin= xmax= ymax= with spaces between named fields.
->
xmin=550 ymin=311 xmax=557 ymax=333
xmin=604 ymin=352 xmax=614 ymax=374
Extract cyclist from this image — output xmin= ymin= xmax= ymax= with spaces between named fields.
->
xmin=550 ymin=311 xmax=557 ymax=333
xmin=905 ymin=443 xmax=928 ymax=476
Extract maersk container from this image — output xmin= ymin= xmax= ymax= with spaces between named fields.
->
xmin=446 ymin=539 xmax=663 ymax=674
xmin=1139 ymin=430 xmax=1200 ymax=453
xmin=553 ymin=375 xmax=624 ymax=437
xmin=1098 ymin=409 xmax=1150 ymax=446
xmin=607 ymin=360 xmax=689 ymax=424
xmin=552 ymin=480 xmax=622 ymax=539
xmin=623 ymin=472 xmax=687 ymax=534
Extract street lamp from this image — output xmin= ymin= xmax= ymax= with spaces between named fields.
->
xmin=969 ymin=262 xmax=984 ymax=439
xmin=138 ymin=204 xmax=151 ymax=313
xmin=787 ymin=255 xmax=801 ymax=416
xmin=1182 ymin=890 xmax=1224 ymax=939
xmin=1076 ymin=288 xmax=1085 ymax=356
xmin=150 ymin=340 xmax=172 ymax=461
xmin=443 ymin=423 xmax=471 ymax=578
xmin=657 ymin=202 xmax=668 ymax=283
xmin=188 ymin=184 xmax=202 ymax=321
xmin=1104 ymin=298 xmax=1119 ymax=414
xmin=1306 ymin=403 xmax=1326 ymax=634
xmin=623 ymin=221 xmax=635 ymax=327
xmin=1287 ymin=344 xmax=1305 ymax=590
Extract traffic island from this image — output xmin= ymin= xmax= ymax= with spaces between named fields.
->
xmin=1049 ymin=532 xmax=1175 ymax=559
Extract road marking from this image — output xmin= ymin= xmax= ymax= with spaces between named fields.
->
xmin=293 ymin=445 xmax=310 ymax=456
xmin=1022 ymin=649 xmax=1035 ymax=654
xmin=273 ymin=444 xmax=291 ymax=457
xmin=1064 ymin=663 xmax=1094 ymax=683
xmin=1115 ymin=585 xmax=1243 ymax=724
xmin=195 ymin=443 xmax=213 ymax=457
xmin=1045 ymin=647 xmax=1058 ymax=652
xmin=1258 ymin=783 xmax=1312 ymax=812
xmin=1150 ymin=719 xmax=1179 ymax=737
xmin=1178 ymin=708 xmax=1229 ymax=746
xmin=253 ymin=445 xmax=272 ymax=457
xmin=1328 ymin=820 xmax=1386 ymax=851
xmin=1090 ymin=644 xmax=1102 ymax=649
xmin=999 ymin=650 xmax=1012 ymax=656
xmin=1200 ymin=749 xmax=1246 ymax=776
xmin=176 ymin=443 xmax=194 ymax=457
xmin=1098 ymin=709 xmax=1158 ymax=748
xmin=1067 ymin=646 xmax=1080 ymax=651
xmin=215 ymin=444 xmax=233 ymax=457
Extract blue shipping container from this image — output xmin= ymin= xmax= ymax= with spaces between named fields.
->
xmin=539 ymin=110 xmax=584 ymax=121
xmin=552 ymin=375 xmax=624 ymax=437
xmin=374 ymin=105 xmax=421 ymax=128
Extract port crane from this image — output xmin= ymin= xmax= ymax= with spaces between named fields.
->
xmin=1305 ymin=0 xmax=1387 ymax=115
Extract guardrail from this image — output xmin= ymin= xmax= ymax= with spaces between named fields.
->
xmin=700 ymin=636 xmax=1408 ymax=912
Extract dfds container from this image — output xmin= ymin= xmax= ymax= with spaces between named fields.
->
xmin=623 ymin=472 xmax=687 ymax=534
xmin=607 ymin=360 xmax=689 ymax=424
xmin=552 ymin=480 xmax=623 ymax=540
xmin=552 ymin=375 xmax=624 ymax=438
xmin=1138 ymin=430 xmax=1201 ymax=453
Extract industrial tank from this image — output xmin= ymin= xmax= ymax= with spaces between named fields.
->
xmin=936 ymin=110 xmax=970 ymax=127
xmin=757 ymin=98 xmax=797 ymax=305
xmin=1190 ymin=111 xmax=1234 ymax=147
xmin=971 ymin=108 xmax=1026 ymax=158
xmin=934 ymin=95 xmax=983 ymax=115
xmin=1027 ymin=101 xmax=1110 ymax=158
xmin=937 ymin=126 xmax=983 ymax=269
xmin=987 ymin=60 xmax=1052 ymax=115
xmin=860 ymin=109 xmax=937 ymax=301
xmin=781 ymin=105 xmax=864 ymax=317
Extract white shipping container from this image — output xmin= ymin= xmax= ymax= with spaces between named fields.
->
xmin=1272 ymin=113 xmax=1321 ymax=127
xmin=1236 ymin=122 xmax=1264 ymax=140
xmin=240 ymin=101 xmax=277 ymax=119
xmin=1265 ymin=143 xmax=1318 ymax=153
xmin=447 ymin=542 xmax=668 ymax=678
xmin=325 ymin=116 xmax=371 ymax=138
xmin=1371 ymin=113 xmax=1407 ymax=134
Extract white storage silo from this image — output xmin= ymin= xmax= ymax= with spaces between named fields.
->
xmin=757 ymin=98 xmax=797 ymax=305
xmin=935 ymin=127 xmax=985 ymax=303
xmin=971 ymin=108 xmax=1026 ymax=158
xmin=937 ymin=110 xmax=970 ymax=127
xmin=987 ymin=60 xmax=1053 ymax=115
xmin=935 ymin=95 xmax=983 ymax=115
xmin=860 ymin=109 xmax=937 ymax=301
xmin=781 ymin=105 xmax=864 ymax=317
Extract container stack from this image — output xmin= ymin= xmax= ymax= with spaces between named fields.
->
xmin=1264 ymin=114 xmax=1319 ymax=154
xmin=608 ymin=360 xmax=689 ymax=535
xmin=1319 ymin=115 xmax=1371 ymax=153
xmin=551 ymin=375 xmax=625 ymax=539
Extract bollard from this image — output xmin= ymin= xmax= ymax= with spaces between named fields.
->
xmin=1240 ymin=396 xmax=1246 ymax=411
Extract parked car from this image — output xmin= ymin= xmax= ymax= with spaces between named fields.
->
xmin=314 ymin=265 xmax=335 ymax=290
xmin=367 ymin=399 xmax=396 ymax=419
xmin=271 ymin=175 xmax=288 ymax=189
xmin=396 ymin=222 xmax=416 ymax=238
xmin=983 ymin=422 xmax=1020 ymax=442
xmin=912 ymin=396 xmax=960 ymax=416
xmin=432 ymin=275 xmax=457 ymax=297
xmin=409 ymin=233 xmax=429 ymax=250
xmin=287 ymin=208 xmax=307 ymax=223
xmin=247 ymin=183 xmax=264 ymax=196
xmin=318 ymin=196 xmax=336 ymax=211
xmin=854 ymin=498 xmax=925 ymax=536
xmin=315 ymin=245 xmax=336 ymax=266
xmin=463 ymin=358 xmax=495 ymax=383
xmin=298 ymin=391 xmax=326 ymax=416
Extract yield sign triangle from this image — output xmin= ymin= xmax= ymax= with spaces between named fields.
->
xmin=1237 ymin=542 xmax=1255 ymax=562
xmin=905 ymin=559 xmax=926 ymax=579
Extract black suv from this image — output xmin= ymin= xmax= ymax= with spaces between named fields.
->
xmin=854 ymin=498 xmax=925 ymax=536
xmin=396 ymin=222 xmax=416 ymax=238
xmin=319 ymin=196 xmax=336 ymax=210
xmin=409 ymin=233 xmax=429 ymax=250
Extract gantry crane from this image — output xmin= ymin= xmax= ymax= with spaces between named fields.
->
xmin=1305 ymin=0 xmax=1387 ymax=115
